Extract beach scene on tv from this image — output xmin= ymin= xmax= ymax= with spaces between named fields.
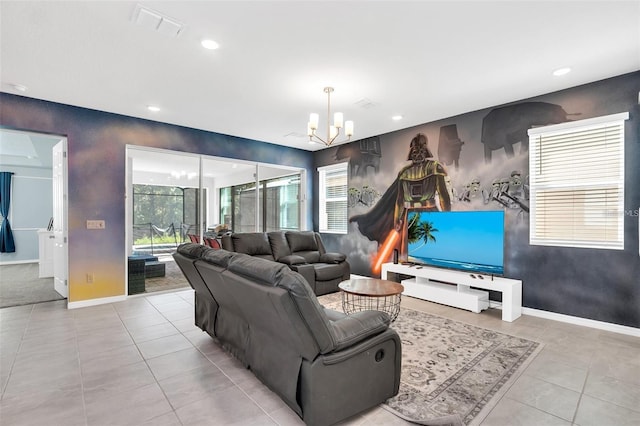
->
xmin=406 ymin=210 xmax=505 ymax=276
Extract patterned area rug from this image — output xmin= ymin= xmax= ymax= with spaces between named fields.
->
xmin=318 ymin=293 xmax=542 ymax=426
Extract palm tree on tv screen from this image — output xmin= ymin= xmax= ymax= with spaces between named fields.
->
xmin=407 ymin=214 xmax=438 ymax=252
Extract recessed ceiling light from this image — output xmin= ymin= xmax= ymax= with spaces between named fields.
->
xmin=552 ymin=67 xmax=571 ymax=76
xmin=9 ymin=83 xmax=27 ymax=92
xmin=147 ymin=105 xmax=160 ymax=112
xmin=392 ymin=115 xmax=403 ymax=121
xmin=201 ymin=39 xmax=219 ymax=50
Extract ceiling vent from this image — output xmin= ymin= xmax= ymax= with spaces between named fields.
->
xmin=132 ymin=4 xmax=183 ymax=37
xmin=355 ymin=98 xmax=377 ymax=109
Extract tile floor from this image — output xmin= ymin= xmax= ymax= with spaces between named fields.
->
xmin=1 ymin=289 xmax=638 ymax=426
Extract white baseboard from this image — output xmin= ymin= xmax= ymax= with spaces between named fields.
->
xmin=399 ymin=287 xmax=639 ymax=338
xmin=67 ymin=295 xmax=127 ymax=309
xmin=522 ymin=307 xmax=640 ymax=338
xmin=0 ymin=260 xmax=38 ymax=266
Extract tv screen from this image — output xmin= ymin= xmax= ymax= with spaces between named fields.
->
xmin=405 ymin=210 xmax=505 ymax=276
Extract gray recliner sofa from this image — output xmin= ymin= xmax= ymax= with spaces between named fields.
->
xmin=221 ymin=230 xmax=350 ymax=295
xmin=173 ymin=243 xmax=401 ymax=426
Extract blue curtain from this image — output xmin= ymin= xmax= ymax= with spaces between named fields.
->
xmin=0 ymin=172 xmax=16 ymax=253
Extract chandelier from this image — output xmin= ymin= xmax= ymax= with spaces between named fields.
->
xmin=307 ymin=87 xmax=354 ymax=146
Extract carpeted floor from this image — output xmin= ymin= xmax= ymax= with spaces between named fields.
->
xmin=318 ymin=292 xmax=543 ymax=426
xmin=0 ymin=263 xmax=65 ymax=308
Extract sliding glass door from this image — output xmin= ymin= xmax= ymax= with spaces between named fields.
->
xmin=127 ymin=147 xmax=305 ymax=254
xmin=220 ymin=171 xmax=300 ymax=233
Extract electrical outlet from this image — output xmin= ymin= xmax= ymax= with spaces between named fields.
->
xmin=86 ymin=273 xmax=94 ymax=284
xmin=86 ymin=220 xmax=105 ymax=229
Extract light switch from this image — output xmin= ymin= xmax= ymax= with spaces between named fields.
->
xmin=86 ymin=220 xmax=105 ymax=229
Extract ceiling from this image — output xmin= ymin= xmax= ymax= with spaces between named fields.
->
xmin=1 ymin=1 xmax=638 ymax=152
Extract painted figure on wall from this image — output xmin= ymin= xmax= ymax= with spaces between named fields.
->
xmin=335 ymin=136 xmax=382 ymax=178
xmin=481 ymin=170 xmax=529 ymax=219
xmin=437 ymin=124 xmax=464 ymax=169
xmin=348 ymin=185 xmax=380 ymax=208
xmin=393 ymin=133 xmax=451 ymax=227
xmin=457 ymin=178 xmax=482 ymax=203
xmin=481 ymin=101 xmax=578 ymax=162
xmin=350 ymin=133 xmax=451 ymax=273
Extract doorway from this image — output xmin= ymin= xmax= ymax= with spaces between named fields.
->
xmin=125 ymin=146 xmax=306 ymax=295
xmin=0 ymin=129 xmax=68 ymax=308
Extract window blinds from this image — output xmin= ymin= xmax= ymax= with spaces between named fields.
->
xmin=318 ymin=163 xmax=348 ymax=233
xmin=528 ymin=112 xmax=628 ymax=250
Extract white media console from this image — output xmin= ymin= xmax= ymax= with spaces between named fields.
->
xmin=381 ymin=263 xmax=522 ymax=322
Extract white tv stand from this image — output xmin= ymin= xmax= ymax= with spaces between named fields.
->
xmin=381 ymin=263 xmax=522 ymax=322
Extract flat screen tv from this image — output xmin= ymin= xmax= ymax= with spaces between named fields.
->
xmin=405 ymin=209 xmax=505 ymax=276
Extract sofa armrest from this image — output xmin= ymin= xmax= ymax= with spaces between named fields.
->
xmin=322 ymin=328 xmax=400 ymax=365
xmin=288 ymin=263 xmax=316 ymax=291
xmin=319 ymin=252 xmax=346 ymax=264
xmin=328 ymin=310 xmax=390 ymax=352
xmin=278 ymin=254 xmax=307 ymax=266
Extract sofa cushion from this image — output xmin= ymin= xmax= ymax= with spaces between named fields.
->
xmin=227 ymin=252 xmax=289 ymax=286
xmin=314 ymin=263 xmax=347 ymax=281
xmin=320 ymin=252 xmax=346 ymax=264
xmin=201 ymin=248 xmax=235 ymax=268
xmin=176 ymin=242 xmax=209 ymax=259
xmin=296 ymin=251 xmax=321 ymax=264
xmin=286 ymin=231 xmax=318 ymax=252
xmin=278 ymin=255 xmax=307 ymax=266
xmin=268 ymin=231 xmax=291 ymax=260
xmin=231 ymin=232 xmax=274 ymax=259
xmin=272 ymin=267 xmax=336 ymax=354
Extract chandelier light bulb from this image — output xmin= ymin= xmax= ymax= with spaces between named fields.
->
xmin=345 ymin=121 xmax=354 ymax=137
xmin=307 ymin=87 xmax=354 ymax=146
xmin=334 ymin=112 xmax=344 ymax=128
xmin=309 ymin=113 xmax=319 ymax=130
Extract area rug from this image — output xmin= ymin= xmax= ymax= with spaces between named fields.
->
xmin=318 ymin=293 xmax=543 ymax=426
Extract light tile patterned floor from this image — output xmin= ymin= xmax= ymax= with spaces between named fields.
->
xmin=1 ymin=289 xmax=639 ymax=425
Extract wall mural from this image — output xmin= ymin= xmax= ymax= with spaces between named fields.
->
xmin=480 ymin=101 xmax=578 ymax=162
xmin=318 ymin=71 xmax=640 ymax=329
xmin=343 ymin=100 xmax=556 ymax=276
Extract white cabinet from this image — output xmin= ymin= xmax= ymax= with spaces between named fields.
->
xmin=37 ymin=229 xmax=54 ymax=278
xmin=381 ymin=263 xmax=522 ymax=322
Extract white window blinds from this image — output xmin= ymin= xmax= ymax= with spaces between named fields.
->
xmin=318 ymin=163 xmax=348 ymax=233
xmin=528 ymin=112 xmax=628 ymax=250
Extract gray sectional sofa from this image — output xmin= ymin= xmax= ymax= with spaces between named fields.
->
xmin=221 ymin=230 xmax=350 ymax=295
xmin=173 ymin=243 xmax=401 ymax=426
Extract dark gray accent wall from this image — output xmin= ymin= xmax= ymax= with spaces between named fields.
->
xmin=314 ymin=72 xmax=640 ymax=328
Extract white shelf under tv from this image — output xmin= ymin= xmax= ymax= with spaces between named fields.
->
xmin=381 ymin=263 xmax=522 ymax=322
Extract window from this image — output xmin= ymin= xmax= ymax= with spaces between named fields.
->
xmin=132 ymin=184 xmax=206 ymax=246
xmin=318 ymin=163 xmax=348 ymax=233
xmin=219 ymin=173 xmax=300 ymax=232
xmin=528 ymin=112 xmax=628 ymax=250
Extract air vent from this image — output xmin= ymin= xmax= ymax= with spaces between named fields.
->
xmin=132 ymin=4 xmax=183 ymax=37
xmin=355 ymin=98 xmax=377 ymax=109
